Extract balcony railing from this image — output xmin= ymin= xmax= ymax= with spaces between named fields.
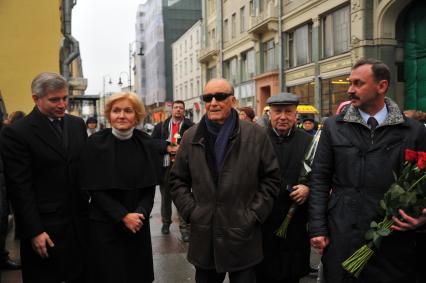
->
xmin=248 ymin=2 xmax=278 ymax=35
xmin=198 ymin=42 xmax=220 ymax=63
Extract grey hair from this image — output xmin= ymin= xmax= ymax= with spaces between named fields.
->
xmin=31 ymin=72 xmax=68 ymax=98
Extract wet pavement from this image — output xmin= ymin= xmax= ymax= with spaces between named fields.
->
xmin=1 ymin=188 xmax=319 ymax=283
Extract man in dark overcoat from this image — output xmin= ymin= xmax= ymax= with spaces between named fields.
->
xmin=0 ymin=72 xmax=88 ymax=283
xmin=256 ymin=93 xmax=313 ymax=283
xmin=309 ymin=58 xmax=426 ymax=283
xmin=151 ymin=100 xmax=193 ymax=241
xmin=170 ymin=78 xmax=280 ymax=283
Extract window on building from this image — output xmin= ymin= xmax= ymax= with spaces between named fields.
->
xmin=231 ymin=13 xmax=236 ymax=39
xmin=287 ymin=82 xmax=315 ymax=105
xmin=190 ymin=35 xmax=193 ymax=49
xmin=241 ymin=49 xmax=256 ymax=81
xmin=184 ymin=60 xmax=187 ymax=75
xmin=196 ymin=29 xmax=200 ymax=44
xmin=190 ymin=81 xmax=194 ymax=98
xmin=322 ymin=5 xmax=350 ymax=58
xmin=240 ymin=6 xmax=245 ymax=33
xmin=287 ymin=24 xmax=312 ymax=68
xmin=185 ymin=40 xmax=187 ymax=53
xmin=230 ymin=58 xmax=238 ymax=85
xmin=207 ymin=66 xmax=217 ymax=81
xmin=263 ymin=39 xmax=277 ymax=72
xmin=321 ymin=75 xmax=349 ymax=116
xmin=249 ymin=0 xmax=255 ymax=16
xmin=190 ymin=57 xmax=193 ymax=73
xmin=224 ymin=19 xmax=229 ymax=42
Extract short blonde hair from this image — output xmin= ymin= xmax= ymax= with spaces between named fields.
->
xmin=104 ymin=92 xmax=146 ymax=124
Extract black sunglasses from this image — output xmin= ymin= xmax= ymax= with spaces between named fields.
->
xmin=201 ymin=93 xmax=233 ymax=103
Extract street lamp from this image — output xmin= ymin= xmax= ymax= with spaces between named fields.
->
xmin=117 ymin=71 xmax=130 ymax=90
xmin=128 ymin=41 xmax=144 ymax=92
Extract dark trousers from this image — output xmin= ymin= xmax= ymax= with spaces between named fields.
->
xmin=195 ymin=266 xmax=256 ymax=283
xmin=160 ymin=165 xmax=188 ymax=232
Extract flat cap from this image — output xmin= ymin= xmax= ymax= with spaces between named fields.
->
xmin=266 ymin=92 xmax=299 ymax=106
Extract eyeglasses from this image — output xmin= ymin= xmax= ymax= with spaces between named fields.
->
xmin=201 ymin=93 xmax=232 ymax=103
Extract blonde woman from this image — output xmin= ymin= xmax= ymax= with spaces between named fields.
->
xmin=80 ymin=92 xmax=160 ymax=283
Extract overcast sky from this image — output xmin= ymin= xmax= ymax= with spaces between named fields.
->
xmin=73 ymin=0 xmax=146 ymax=95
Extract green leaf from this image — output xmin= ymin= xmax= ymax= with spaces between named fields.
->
xmin=377 ymin=228 xmax=391 ymax=237
xmin=398 ymin=191 xmax=417 ymax=208
xmin=370 ymin=221 xmax=378 ymax=228
xmin=372 ymin=233 xmax=382 ymax=249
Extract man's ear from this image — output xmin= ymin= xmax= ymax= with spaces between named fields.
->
xmin=32 ymin=94 xmax=39 ymax=104
xmin=377 ymin=80 xmax=389 ymax=95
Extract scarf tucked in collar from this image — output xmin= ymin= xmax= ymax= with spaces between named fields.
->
xmin=205 ymin=109 xmax=237 ymax=171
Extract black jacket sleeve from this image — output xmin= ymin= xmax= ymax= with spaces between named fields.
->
xmin=308 ymin=120 xmax=334 ymax=238
xmin=151 ymin=122 xmax=168 ymax=154
xmin=0 ymin=126 xmax=44 ymax=239
xmin=135 ymin=186 xmax=155 ymax=217
xmin=90 ymin=191 xmax=128 ymax=223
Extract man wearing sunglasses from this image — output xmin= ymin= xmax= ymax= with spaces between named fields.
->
xmin=170 ymin=78 xmax=280 ymax=283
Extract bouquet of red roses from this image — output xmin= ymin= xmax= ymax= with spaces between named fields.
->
xmin=342 ymin=149 xmax=426 ymax=277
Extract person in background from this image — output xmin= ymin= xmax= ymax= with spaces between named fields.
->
xmin=301 ymin=117 xmax=317 ymax=136
xmin=309 ymin=58 xmax=426 ymax=283
xmin=3 ymin=111 xmax=26 ymax=126
xmin=256 ymin=93 xmax=312 ymax=283
xmin=0 ymin=111 xmax=25 ymax=271
xmin=151 ymin=100 xmax=193 ymax=242
xmin=238 ymin=107 xmax=255 ymax=122
xmin=86 ymin=117 xmax=98 ymax=137
xmin=0 ymin=72 xmax=88 ymax=283
xmin=80 ymin=92 xmax=159 ymax=283
xmin=170 ymin=78 xmax=280 ymax=283
xmin=257 ymin=106 xmax=270 ymax=127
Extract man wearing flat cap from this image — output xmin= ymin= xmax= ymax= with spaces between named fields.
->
xmin=256 ymin=92 xmax=313 ymax=283
xmin=170 ymin=78 xmax=280 ymax=282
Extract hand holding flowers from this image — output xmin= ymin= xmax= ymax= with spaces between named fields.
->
xmin=342 ymin=149 xmax=426 ymax=277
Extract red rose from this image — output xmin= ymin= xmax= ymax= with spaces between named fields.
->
xmin=417 ymin=152 xmax=426 ymax=171
xmin=405 ymin=149 xmax=418 ymax=163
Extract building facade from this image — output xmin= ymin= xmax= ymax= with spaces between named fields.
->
xmin=136 ymin=0 xmax=201 ymax=123
xmin=0 ymin=0 xmax=85 ymax=117
xmin=199 ymin=0 xmax=426 ymax=118
xmin=172 ymin=20 xmax=203 ymax=123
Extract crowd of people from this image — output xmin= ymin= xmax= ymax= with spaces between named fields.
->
xmin=0 ymin=58 xmax=425 ymax=283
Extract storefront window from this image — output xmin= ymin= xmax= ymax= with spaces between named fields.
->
xmin=321 ymin=75 xmax=349 ymax=116
xmin=287 ymin=81 xmax=315 ymax=105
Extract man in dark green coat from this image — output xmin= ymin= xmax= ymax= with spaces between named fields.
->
xmin=256 ymin=93 xmax=312 ymax=283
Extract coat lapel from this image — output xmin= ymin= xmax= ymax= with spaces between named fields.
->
xmin=29 ymin=108 xmax=67 ymax=159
